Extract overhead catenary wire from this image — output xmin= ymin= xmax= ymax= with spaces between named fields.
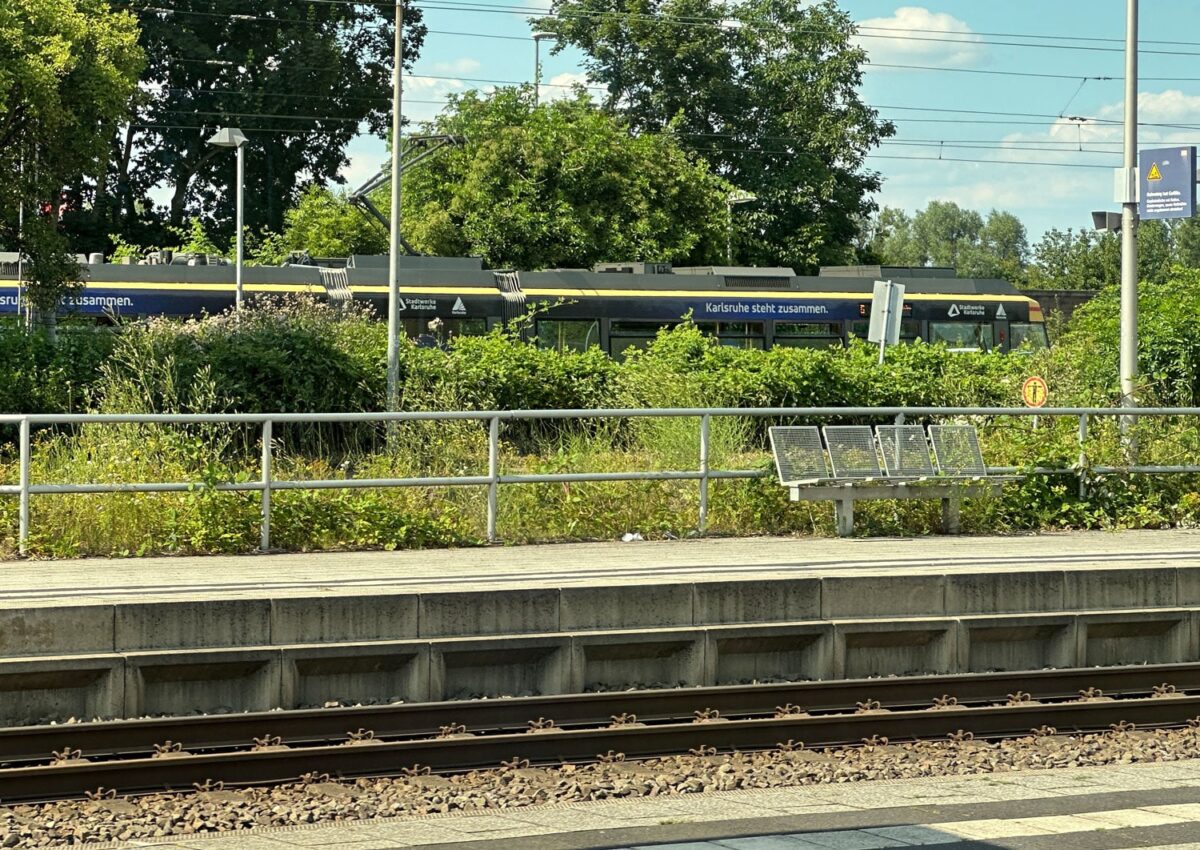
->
xmin=257 ymin=0 xmax=1200 ymax=52
xmin=124 ymin=120 xmax=1129 ymax=167
xmin=128 ymin=2 xmax=1200 ymax=58
xmin=120 ymin=3 xmax=1200 ymax=178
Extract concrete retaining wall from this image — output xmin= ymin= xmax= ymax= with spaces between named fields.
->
xmin=4 ymin=606 xmax=1197 ymax=724
xmin=5 ymin=566 xmax=1200 ymax=724
xmin=9 ymin=566 xmax=1200 ymax=658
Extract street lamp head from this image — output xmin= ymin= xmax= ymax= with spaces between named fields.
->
xmin=207 ymin=127 xmax=248 ymax=148
xmin=727 ymin=190 xmax=757 ymax=206
xmin=1091 ymin=210 xmax=1122 ymax=233
xmin=532 ymin=31 xmax=556 ymax=41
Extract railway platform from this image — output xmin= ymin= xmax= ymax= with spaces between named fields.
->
xmin=4 ymin=530 xmax=1200 ymax=723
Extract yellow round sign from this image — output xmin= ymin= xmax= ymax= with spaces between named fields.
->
xmin=1022 ymin=376 xmax=1048 ymax=408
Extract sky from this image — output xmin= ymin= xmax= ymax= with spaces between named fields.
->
xmin=339 ymin=0 xmax=1200 ymax=244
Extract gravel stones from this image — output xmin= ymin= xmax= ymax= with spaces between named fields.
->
xmin=6 ymin=727 xmax=1200 ymax=847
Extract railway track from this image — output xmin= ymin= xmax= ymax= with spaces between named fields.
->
xmin=5 ymin=663 xmax=1200 ymax=804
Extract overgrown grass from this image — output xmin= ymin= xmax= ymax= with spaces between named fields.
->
xmin=7 ymin=278 xmax=1200 ymax=558
xmin=6 ymin=410 xmax=1200 ymax=559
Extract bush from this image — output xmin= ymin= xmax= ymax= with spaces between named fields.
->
xmin=9 ymin=276 xmax=1200 ymax=558
xmin=0 ymin=320 xmax=114 ymax=414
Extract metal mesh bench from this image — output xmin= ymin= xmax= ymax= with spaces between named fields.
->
xmin=769 ymin=426 xmax=830 ymax=484
xmin=768 ymin=424 xmax=1016 ymax=536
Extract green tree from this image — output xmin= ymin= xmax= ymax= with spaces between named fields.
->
xmin=867 ymin=208 xmax=920 ymax=266
xmin=537 ymin=0 xmax=893 ymax=271
xmin=78 ymin=0 xmax=425 ymax=250
xmin=1024 ymin=223 xmax=1176 ymax=290
xmin=979 ymin=210 xmax=1029 ymax=281
xmin=869 ymin=202 xmax=1028 ymax=280
xmin=399 ymin=88 xmax=730 ymax=269
xmin=1138 ymin=220 xmax=1175 ymax=284
xmin=1175 ymin=218 xmax=1200 ymax=269
xmin=0 ymin=0 xmax=141 ymax=315
xmin=20 ymin=218 xmax=82 ymax=338
xmin=259 ymin=186 xmax=387 ymax=262
xmin=1025 ymin=228 xmax=1118 ymax=290
xmin=907 ymin=201 xmax=984 ymax=270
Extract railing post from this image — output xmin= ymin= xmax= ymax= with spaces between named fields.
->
xmin=18 ymin=417 xmax=30 ymax=556
xmin=1077 ymin=414 xmax=1088 ymax=498
xmin=698 ymin=413 xmax=711 ymax=536
xmin=487 ymin=416 xmax=499 ymax=543
xmin=260 ymin=419 xmax=272 ymax=553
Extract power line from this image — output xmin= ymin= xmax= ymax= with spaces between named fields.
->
xmin=174 ymin=53 xmax=1116 ymax=87
xmin=123 ymin=124 xmax=1127 ymax=169
xmin=148 ymin=81 xmax=1200 ymax=135
xmin=866 ymin=154 xmax=1111 ymax=170
xmin=162 ymin=73 xmax=603 ymax=101
xmin=130 ymin=2 xmax=1200 ymax=58
xmin=866 ymin=64 xmax=1117 ymax=82
xmin=283 ymin=0 xmax=1200 ymax=52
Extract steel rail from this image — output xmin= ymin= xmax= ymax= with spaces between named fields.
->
xmin=4 ymin=665 xmax=1200 ymax=766
xmin=3 ymin=695 xmax=1199 ymax=803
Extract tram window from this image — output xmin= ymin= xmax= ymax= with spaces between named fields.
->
xmin=536 ymin=319 xmax=601 ymax=353
xmin=403 ymin=317 xmax=487 ymax=347
xmin=697 ymin=321 xmax=765 ymax=349
xmin=847 ymin=321 xmax=920 ymax=343
xmin=930 ymin=321 xmax=994 ymax=352
xmin=610 ymin=320 xmax=677 ymax=360
xmin=1009 ymin=322 xmax=1049 ymax=350
xmin=445 ymin=318 xmax=487 ymax=338
xmin=779 ymin=322 xmax=841 ymax=337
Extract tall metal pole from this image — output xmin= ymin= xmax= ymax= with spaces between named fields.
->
xmin=235 ymin=143 xmax=245 ymax=312
xmin=534 ymin=37 xmax=541 ymax=107
xmin=386 ymin=0 xmax=404 ymax=412
xmin=15 ymin=156 xmax=23 ymax=323
xmin=726 ymin=200 xmax=733 ymax=264
xmin=1119 ymin=0 xmax=1139 ymax=414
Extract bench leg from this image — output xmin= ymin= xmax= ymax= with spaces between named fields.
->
xmin=941 ymin=497 xmax=961 ymax=535
xmin=835 ymin=498 xmax=855 ymax=537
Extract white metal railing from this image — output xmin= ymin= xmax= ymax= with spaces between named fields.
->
xmin=2 ymin=406 xmax=1199 ymax=555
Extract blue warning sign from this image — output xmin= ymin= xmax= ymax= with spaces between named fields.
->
xmin=1139 ymin=146 xmax=1197 ymax=220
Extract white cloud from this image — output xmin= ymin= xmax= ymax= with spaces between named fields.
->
xmin=872 ymin=89 xmax=1200 ymax=237
xmin=339 ymin=131 xmax=387 ymax=190
xmin=540 ymin=71 xmax=595 ymax=102
xmin=405 ymin=59 xmax=475 ymax=124
xmin=856 ymin=7 xmax=985 ymax=69
xmin=992 ymin=88 xmax=1200 ymax=165
xmin=431 ymin=58 xmax=481 ymax=76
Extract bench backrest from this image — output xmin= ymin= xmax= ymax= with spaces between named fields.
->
xmin=768 ymin=425 xmax=828 ymax=483
xmin=769 ymin=423 xmax=989 ymax=484
xmin=876 ymin=425 xmax=935 ymax=477
xmin=929 ymin=425 xmax=987 ymax=476
xmin=823 ymin=426 xmax=882 ymax=479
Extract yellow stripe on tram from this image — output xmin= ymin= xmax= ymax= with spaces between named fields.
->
xmin=51 ymin=280 xmax=1042 ymax=311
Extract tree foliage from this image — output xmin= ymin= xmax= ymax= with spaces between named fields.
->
xmin=1025 ymin=220 xmax=1179 ymax=290
xmin=868 ymin=201 xmax=1200 ymax=289
xmin=72 ymin=0 xmax=425 ymax=253
xmin=253 ymin=186 xmax=387 ymax=263
xmin=536 ymin=0 xmax=892 ymax=271
xmin=399 ymin=88 xmax=730 ymax=269
xmin=868 ymin=201 xmax=1029 ymax=281
xmin=0 ymin=0 xmax=141 ymax=315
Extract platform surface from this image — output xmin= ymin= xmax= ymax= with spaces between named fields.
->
xmin=104 ymin=758 xmax=1200 ymax=849
xmin=3 ymin=529 xmax=1200 ymax=608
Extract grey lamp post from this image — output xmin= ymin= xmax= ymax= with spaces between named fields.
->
xmin=207 ymin=127 xmax=249 ymax=311
xmin=533 ymin=32 xmax=555 ymax=106
xmin=725 ymin=191 xmax=756 ymax=264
